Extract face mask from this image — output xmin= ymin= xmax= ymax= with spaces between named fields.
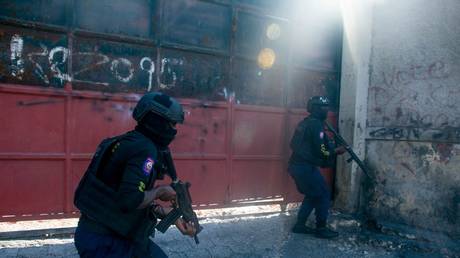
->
xmin=310 ymin=105 xmax=329 ymax=120
xmin=137 ymin=112 xmax=178 ymax=147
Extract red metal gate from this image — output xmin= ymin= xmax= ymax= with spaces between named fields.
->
xmin=0 ymin=83 xmax=338 ymax=221
xmin=0 ymin=0 xmax=342 ymax=221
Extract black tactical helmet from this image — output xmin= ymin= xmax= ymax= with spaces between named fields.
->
xmin=307 ymin=96 xmax=330 ymax=112
xmin=133 ymin=92 xmax=184 ymax=124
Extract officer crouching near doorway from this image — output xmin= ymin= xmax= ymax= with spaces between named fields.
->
xmin=74 ymin=92 xmax=196 ymax=257
xmin=288 ymin=96 xmax=345 ymax=239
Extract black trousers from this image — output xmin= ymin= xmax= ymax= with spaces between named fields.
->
xmin=74 ymin=225 xmax=168 ymax=258
xmin=288 ymin=163 xmax=331 ymax=227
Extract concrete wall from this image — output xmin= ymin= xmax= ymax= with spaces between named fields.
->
xmin=336 ymin=0 xmax=460 ymax=234
xmin=335 ymin=0 xmax=374 ymax=212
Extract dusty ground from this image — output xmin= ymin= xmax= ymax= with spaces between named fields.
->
xmin=0 ymin=205 xmax=458 ymax=258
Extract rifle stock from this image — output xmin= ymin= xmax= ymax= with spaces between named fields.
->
xmin=325 ymin=122 xmax=371 ymax=179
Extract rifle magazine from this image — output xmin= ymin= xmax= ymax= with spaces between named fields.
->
xmin=155 ymin=208 xmax=182 ymax=233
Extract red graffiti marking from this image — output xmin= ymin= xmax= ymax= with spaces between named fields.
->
xmin=432 ymin=143 xmax=454 ymax=164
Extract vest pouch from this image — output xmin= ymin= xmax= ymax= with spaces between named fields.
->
xmin=75 ymin=172 xmax=150 ymax=237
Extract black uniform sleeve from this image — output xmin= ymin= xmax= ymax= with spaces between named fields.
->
xmin=117 ymin=146 xmax=158 ymax=212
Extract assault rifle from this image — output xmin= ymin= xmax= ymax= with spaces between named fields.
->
xmin=325 ymin=122 xmax=371 ymax=179
xmin=155 ymin=150 xmax=203 ymax=244
xmin=325 ymin=122 xmax=382 ymax=231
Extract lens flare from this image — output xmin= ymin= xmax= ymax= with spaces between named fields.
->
xmin=257 ymin=48 xmax=276 ymax=70
xmin=266 ymin=23 xmax=281 ymax=40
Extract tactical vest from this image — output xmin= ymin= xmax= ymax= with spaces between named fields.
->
xmin=290 ymin=118 xmax=329 ymax=167
xmin=74 ymin=135 xmax=157 ymax=247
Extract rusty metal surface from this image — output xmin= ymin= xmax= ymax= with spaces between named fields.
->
xmin=0 ymin=160 xmax=66 ymax=217
xmin=69 ymin=97 xmax=136 ymax=153
xmin=174 ymin=159 xmax=229 ymax=206
xmin=159 ymin=49 xmax=229 ymax=100
xmin=0 ymin=0 xmax=69 ymax=26
xmin=230 ymin=160 xmax=285 ymax=201
xmin=0 ymin=83 xmax=339 ymax=220
xmin=0 ymin=0 xmax=342 ymax=221
xmin=232 ymin=106 xmax=285 ymax=156
xmin=0 ymin=90 xmax=66 ymax=153
xmin=232 ymin=59 xmax=285 ymax=106
xmin=234 ymin=0 xmax=288 ymax=17
xmin=0 ymin=0 xmax=341 ymax=103
xmin=74 ymin=0 xmax=154 ymax=38
xmin=172 ymin=103 xmax=228 ymax=154
xmin=162 ymin=0 xmax=232 ymax=52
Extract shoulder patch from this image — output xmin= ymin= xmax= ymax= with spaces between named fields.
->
xmin=138 ymin=181 xmax=146 ymax=192
xmin=320 ymin=132 xmax=324 ymax=139
xmin=143 ymin=157 xmax=154 ymax=176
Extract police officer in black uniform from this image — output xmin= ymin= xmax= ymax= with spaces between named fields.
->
xmin=288 ymin=96 xmax=345 ymax=239
xmin=74 ymin=92 xmax=196 ymax=257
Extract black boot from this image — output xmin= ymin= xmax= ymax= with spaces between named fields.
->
xmin=315 ymin=226 xmax=339 ymax=239
xmin=292 ymin=224 xmax=315 ymax=234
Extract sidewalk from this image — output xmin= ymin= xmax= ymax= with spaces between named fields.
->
xmin=0 ymin=205 xmax=458 ymax=258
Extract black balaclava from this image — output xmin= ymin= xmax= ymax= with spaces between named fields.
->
xmin=310 ymin=105 xmax=328 ymax=121
xmin=136 ymin=112 xmax=177 ymax=147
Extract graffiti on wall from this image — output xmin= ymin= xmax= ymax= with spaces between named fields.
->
xmin=368 ymin=60 xmax=460 ymax=132
xmin=368 ymin=125 xmax=460 ymax=142
xmin=379 ymin=61 xmax=448 ymax=86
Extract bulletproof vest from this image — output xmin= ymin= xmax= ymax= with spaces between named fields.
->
xmin=74 ymin=135 xmax=157 ymax=244
xmin=290 ymin=118 xmax=330 ymax=167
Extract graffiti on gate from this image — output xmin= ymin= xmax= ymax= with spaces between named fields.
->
xmin=2 ymin=34 xmax=228 ymax=99
xmin=5 ymin=34 xmax=156 ymax=89
xmin=1 ymin=29 xmax=283 ymax=105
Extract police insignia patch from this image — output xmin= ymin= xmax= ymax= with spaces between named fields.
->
xmin=143 ymin=157 xmax=154 ymax=176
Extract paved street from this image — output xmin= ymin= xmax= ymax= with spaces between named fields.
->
xmin=0 ymin=208 xmax=459 ymax=258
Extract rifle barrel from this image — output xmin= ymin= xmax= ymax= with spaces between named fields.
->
xmin=325 ymin=122 xmax=371 ymax=179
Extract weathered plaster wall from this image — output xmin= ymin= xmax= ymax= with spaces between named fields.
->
xmin=366 ymin=0 xmax=460 ymax=233
xmin=337 ymin=0 xmax=460 ymax=233
xmin=335 ymin=0 xmax=373 ymax=212
xmin=368 ymin=0 xmax=460 ymax=130
xmin=367 ymin=141 xmax=460 ymax=232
